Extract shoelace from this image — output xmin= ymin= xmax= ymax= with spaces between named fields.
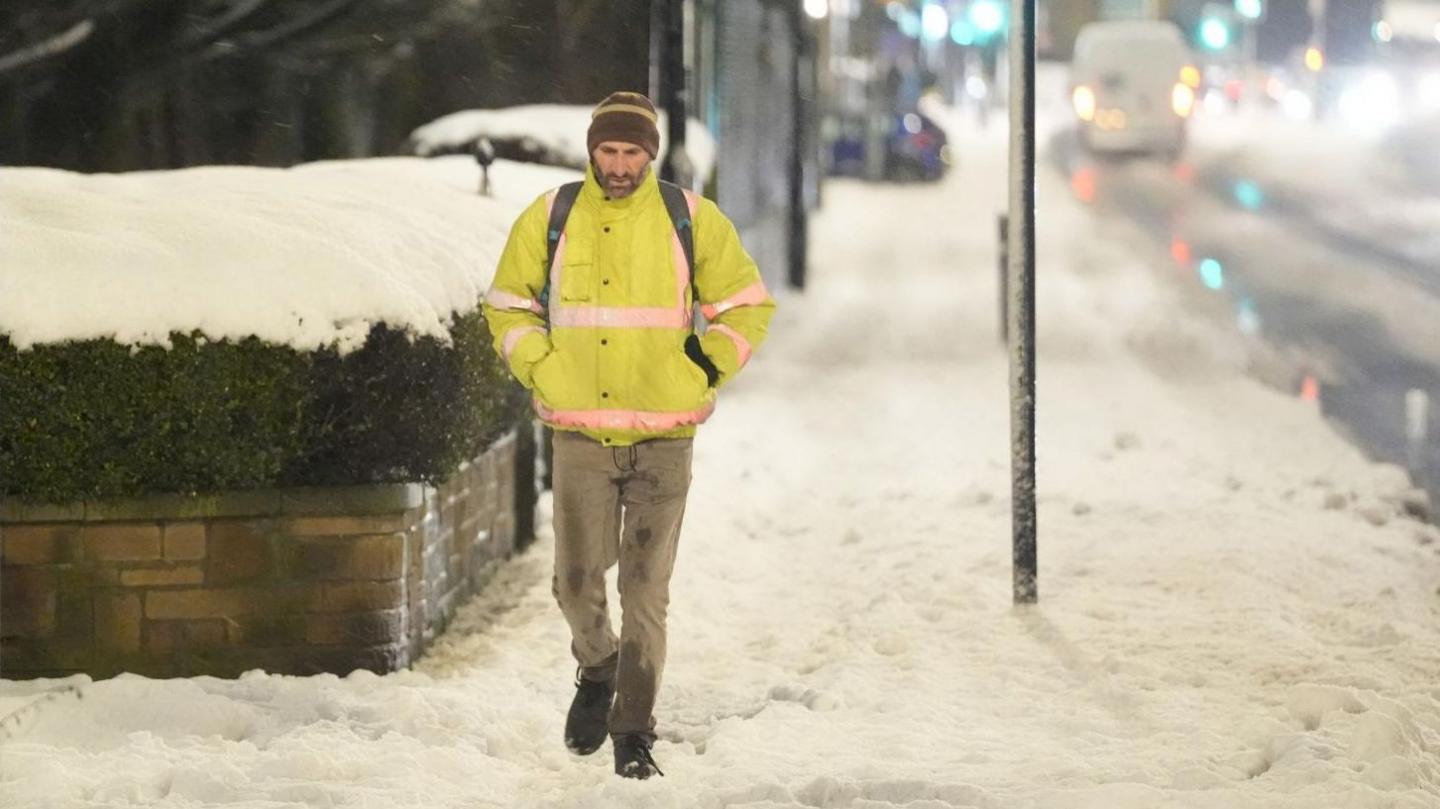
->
xmin=633 ymin=742 xmax=664 ymax=777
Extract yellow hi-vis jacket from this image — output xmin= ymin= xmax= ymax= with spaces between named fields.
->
xmin=482 ymin=164 xmax=776 ymax=446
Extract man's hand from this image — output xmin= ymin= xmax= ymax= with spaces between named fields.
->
xmin=684 ymin=334 xmax=720 ymax=388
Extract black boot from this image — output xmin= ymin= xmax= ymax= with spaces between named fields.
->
xmin=564 ymin=669 xmax=615 ymax=755
xmin=613 ymin=733 xmax=664 ymax=779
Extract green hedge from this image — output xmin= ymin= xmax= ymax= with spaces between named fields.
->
xmin=0 ymin=311 xmax=525 ymax=503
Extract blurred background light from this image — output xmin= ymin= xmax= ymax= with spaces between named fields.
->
xmin=898 ymin=8 xmax=922 ymax=38
xmin=969 ymin=0 xmax=1005 ymax=35
xmin=1281 ymin=89 xmax=1313 ymax=119
xmin=1200 ymin=17 xmax=1231 ymax=50
xmin=1071 ymin=167 xmax=1097 ymax=204
xmin=1170 ymin=239 xmax=1192 ymax=265
xmin=921 ymin=3 xmax=949 ymax=42
xmin=1232 ymin=179 xmax=1265 ymax=210
xmin=1337 ymin=71 xmax=1401 ymax=132
xmin=804 ymin=0 xmax=829 ymax=20
xmin=1238 ymin=297 xmax=1261 ymax=335
xmin=1200 ymin=258 xmax=1225 ymax=290
xmin=1419 ymin=73 xmax=1440 ymax=112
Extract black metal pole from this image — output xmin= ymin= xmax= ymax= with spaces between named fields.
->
xmin=788 ymin=4 xmax=808 ymax=290
xmin=997 ymin=213 xmax=1009 ymax=345
xmin=654 ymin=0 xmax=690 ymax=186
xmin=1008 ymin=0 xmax=1037 ymax=605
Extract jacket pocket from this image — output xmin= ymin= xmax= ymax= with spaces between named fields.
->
xmin=530 ymin=350 xmax=563 ymax=404
xmin=558 ymin=258 xmax=595 ymax=302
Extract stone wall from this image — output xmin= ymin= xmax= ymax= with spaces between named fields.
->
xmin=0 ymin=430 xmax=529 ymax=679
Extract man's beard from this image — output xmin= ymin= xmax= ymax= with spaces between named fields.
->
xmin=595 ymin=163 xmax=649 ymax=198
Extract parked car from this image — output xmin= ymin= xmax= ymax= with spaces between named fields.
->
xmin=1070 ymin=20 xmax=1197 ymax=159
xmin=825 ymin=109 xmax=952 ymax=182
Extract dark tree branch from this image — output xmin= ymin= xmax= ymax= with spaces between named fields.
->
xmin=172 ymin=0 xmax=275 ymax=53
xmin=204 ymin=0 xmax=368 ymax=58
xmin=0 ymin=19 xmax=95 ymax=75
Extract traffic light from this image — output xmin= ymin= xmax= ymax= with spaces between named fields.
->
xmin=1198 ymin=4 xmax=1234 ymax=51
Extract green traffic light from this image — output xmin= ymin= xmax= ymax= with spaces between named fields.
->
xmin=1234 ymin=0 xmax=1262 ymax=20
xmin=1200 ymin=17 xmax=1231 ymax=50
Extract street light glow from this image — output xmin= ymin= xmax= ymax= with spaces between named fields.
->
xmin=803 ymin=0 xmax=828 ymax=20
xmin=1234 ymin=0 xmax=1262 ymax=20
xmin=921 ymin=3 xmax=949 ymax=42
xmin=969 ymin=0 xmax=1005 ymax=34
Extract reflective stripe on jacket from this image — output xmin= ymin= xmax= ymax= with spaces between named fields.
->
xmin=482 ymin=164 xmax=776 ymax=446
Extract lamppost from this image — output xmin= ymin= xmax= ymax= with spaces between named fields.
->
xmin=651 ymin=0 xmax=692 ymax=187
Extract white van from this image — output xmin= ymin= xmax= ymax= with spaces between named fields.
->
xmin=1070 ymin=20 xmax=1198 ymax=158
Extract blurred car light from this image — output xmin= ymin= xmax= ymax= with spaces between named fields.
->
xmin=1172 ymin=82 xmax=1196 ymax=117
xmin=1180 ymin=65 xmax=1202 ymax=89
xmin=1170 ymin=238 xmax=1192 ymax=265
xmin=1338 ymin=71 xmax=1402 ymax=131
xmin=1071 ymin=167 xmax=1097 ymax=203
xmin=1281 ymin=89 xmax=1313 ymax=119
xmin=1420 ymin=73 xmax=1440 ymax=111
xmin=1072 ymin=85 xmax=1097 ymax=121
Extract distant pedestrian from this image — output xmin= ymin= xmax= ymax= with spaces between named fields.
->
xmin=482 ymin=91 xmax=775 ymax=779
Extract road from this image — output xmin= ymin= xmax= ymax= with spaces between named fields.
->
xmin=1046 ymin=126 xmax=1440 ymax=511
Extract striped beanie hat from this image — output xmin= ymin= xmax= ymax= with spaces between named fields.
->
xmin=587 ymin=91 xmax=660 ymax=159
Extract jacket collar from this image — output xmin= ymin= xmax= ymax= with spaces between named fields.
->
xmin=582 ymin=160 xmax=659 ymax=211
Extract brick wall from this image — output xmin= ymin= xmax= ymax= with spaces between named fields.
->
xmin=0 ymin=430 xmax=529 ymax=679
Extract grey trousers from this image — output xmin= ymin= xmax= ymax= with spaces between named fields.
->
xmin=550 ymin=430 xmax=693 ymax=739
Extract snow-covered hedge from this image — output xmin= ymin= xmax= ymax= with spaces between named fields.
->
xmin=0 ymin=317 xmax=522 ymax=504
xmin=406 ymin=104 xmax=717 ymax=184
xmin=0 ymin=160 xmax=555 ymax=503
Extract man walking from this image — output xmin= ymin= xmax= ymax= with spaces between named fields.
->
xmin=482 ymin=92 xmax=775 ymax=779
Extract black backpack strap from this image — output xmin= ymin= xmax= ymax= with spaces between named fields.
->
xmin=658 ymin=180 xmax=696 ymax=299
xmin=540 ymin=181 xmax=583 ymax=310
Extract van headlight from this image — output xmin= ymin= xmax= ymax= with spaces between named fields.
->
xmin=1338 ymin=71 xmax=1401 ymax=131
xmin=1072 ymin=86 xmax=1096 ymax=122
xmin=1171 ymin=83 xmax=1196 ymax=117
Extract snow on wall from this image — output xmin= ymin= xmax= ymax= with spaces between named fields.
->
xmin=0 ymin=158 xmax=578 ymax=353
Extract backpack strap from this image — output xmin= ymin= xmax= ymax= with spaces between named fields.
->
xmin=540 ymin=181 xmax=583 ymax=310
xmin=658 ymin=180 xmax=696 ymax=300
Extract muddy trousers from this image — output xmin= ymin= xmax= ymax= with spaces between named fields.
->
xmin=550 ymin=430 xmax=693 ymax=740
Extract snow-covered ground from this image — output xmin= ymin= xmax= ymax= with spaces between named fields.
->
xmin=3 ymin=115 xmax=1440 ymax=809
xmin=1187 ymin=110 xmax=1440 ymax=270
